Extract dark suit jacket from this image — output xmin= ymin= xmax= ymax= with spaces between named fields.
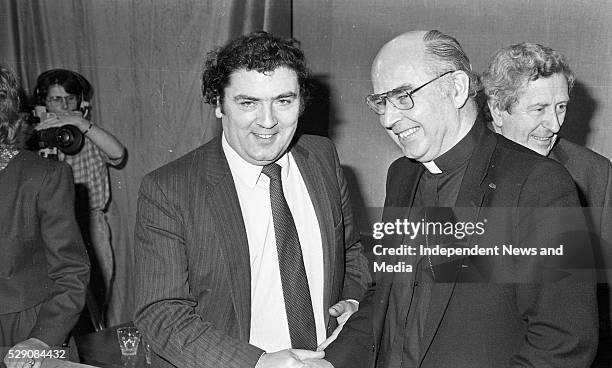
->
xmin=550 ymin=138 xmax=612 ymax=255
xmin=326 ymin=122 xmax=598 ymax=368
xmin=550 ymin=138 xmax=612 ymax=367
xmin=134 ymin=134 xmax=371 ymax=368
xmin=0 ymin=150 xmax=89 ymax=346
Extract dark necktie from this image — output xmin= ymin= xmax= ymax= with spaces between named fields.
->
xmin=261 ymin=163 xmax=317 ymax=350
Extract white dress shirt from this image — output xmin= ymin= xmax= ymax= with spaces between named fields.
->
xmin=222 ymin=134 xmax=325 ymax=352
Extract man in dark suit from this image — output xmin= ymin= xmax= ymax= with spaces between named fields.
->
xmin=133 ymin=32 xmax=370 ymax=368
xmin=482 ymin=42 xmax=612 ymax=366
xmin=324 ymin=30 xmax=598 ymax=367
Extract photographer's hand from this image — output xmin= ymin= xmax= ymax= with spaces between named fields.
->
xmin=34 ymin=114 xmax=63 ymax=131
xmin=34 ymin=111 xmax=87 ymax=131
xmin=53 ymin=111 xmax=90 ymax=132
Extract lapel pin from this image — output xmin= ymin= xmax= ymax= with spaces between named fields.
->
xmin=488 ymin=183 xmax=496 ymax=190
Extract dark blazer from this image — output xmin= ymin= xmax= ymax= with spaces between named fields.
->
xmin=134 ymin=134 xmax=371 ymax=368
xmin=0 ymin=150 xmax=89 ymax=346
xmin=326 ymin=123 xmax=598 ymax=368
xmin=550 ymin=138 xmax=612 ymax=252
xmin=550 ymin=138 xmax=612 ymax=367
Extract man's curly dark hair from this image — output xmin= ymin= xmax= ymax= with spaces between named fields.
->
xmin=202 ymin=31 xmax=311 ymax=111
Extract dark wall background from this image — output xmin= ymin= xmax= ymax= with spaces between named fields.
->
xmin=294 ymin=0 xmax=612 ymax=227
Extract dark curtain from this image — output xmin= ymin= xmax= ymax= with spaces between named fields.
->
xmin=0 ymin=0 xmax=292 ymax=325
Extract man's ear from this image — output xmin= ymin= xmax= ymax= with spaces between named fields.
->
xmin=450 ymin=71 xmax=470 ymax=108
xmin=488 ymin=101 xmax=504 ymax=132
xmin=214 ymin=97 xmax=223 ymax=118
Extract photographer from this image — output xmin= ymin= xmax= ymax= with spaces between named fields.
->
xmin=34 ymin=69 xmax=124 ymax=325
xmin=1 ymin=65 xmax=89 ymax=368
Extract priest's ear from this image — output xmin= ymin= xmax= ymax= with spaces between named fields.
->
xmin=448 ymin=70 xmax=470 ymax=109
xmin=487 ymin=100 xmax=505 ymax=133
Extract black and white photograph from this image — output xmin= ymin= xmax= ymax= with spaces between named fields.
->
xmin=1 ymin=1 xmax=611 ymax=367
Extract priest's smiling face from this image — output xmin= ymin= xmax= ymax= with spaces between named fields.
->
xmin=370 ymin=32 xmax=465 ymax=163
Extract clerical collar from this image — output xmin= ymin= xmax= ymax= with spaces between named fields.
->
xmin=422 ymin=121 xmax=480 ymax=174
xmin=422 ymin=161 xmax=442 ymax=174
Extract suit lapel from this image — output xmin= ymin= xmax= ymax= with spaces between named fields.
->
xmin=383 ymin=158 xmax=423 ymax=295
xmin=291 ymin=143 xmax=336 ymax=327
xmin=455 ymin=121 xmax=492 ymax=209
xmin=384 ymin=157 xmax=422 ymax=208
xmin=204 ymin=138 xmax=252 ymax=341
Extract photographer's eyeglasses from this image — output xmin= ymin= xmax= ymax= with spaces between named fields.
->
xmin=46 ymin=95 xmax=78 ymax=106
xmin=365 ymin=70 xmax=455 ymax=115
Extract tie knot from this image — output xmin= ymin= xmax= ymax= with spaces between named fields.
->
xmin=261 ymin=163 xmax=282 ymax=181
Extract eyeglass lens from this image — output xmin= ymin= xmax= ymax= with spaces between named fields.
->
xmin=366 ymin=70 xmax=454 ymax=115
xmin=47 ymin=95 xmax=77 ymax=105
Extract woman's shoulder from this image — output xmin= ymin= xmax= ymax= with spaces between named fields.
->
xmin=10 ymin=150 xmax=72 ymax=178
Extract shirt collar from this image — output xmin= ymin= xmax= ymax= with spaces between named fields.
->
xmin=221 ymin=133 xmax=291 ymax=188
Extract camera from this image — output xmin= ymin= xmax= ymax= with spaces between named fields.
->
xmin=28 ymin=124 xmax=84 ymax=155
xmin=25 ymin=108 xmax=85 ymax=155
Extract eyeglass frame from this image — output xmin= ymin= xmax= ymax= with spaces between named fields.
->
xmin=365 ymin=70 xmax=456 ymax=115
xmin=46 ymin=94 xmax=79 ymax=106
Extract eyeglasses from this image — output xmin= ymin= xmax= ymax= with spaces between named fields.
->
xmin=46 ymin=95 xmax=78 ymax=106
xmin=365 ymin=70 xmax=455 ymax=115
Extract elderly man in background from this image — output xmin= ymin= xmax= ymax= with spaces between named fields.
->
xmin=482 ymin=42 xmax=612 ymax=366
xmin=324 ymin=30 xmax=597 ymax=368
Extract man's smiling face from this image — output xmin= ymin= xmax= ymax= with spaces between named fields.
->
xmin=218 ymin=66 xmax=301 ymax=166
xmin=493 ymin=73 xmax=569 ymax=156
